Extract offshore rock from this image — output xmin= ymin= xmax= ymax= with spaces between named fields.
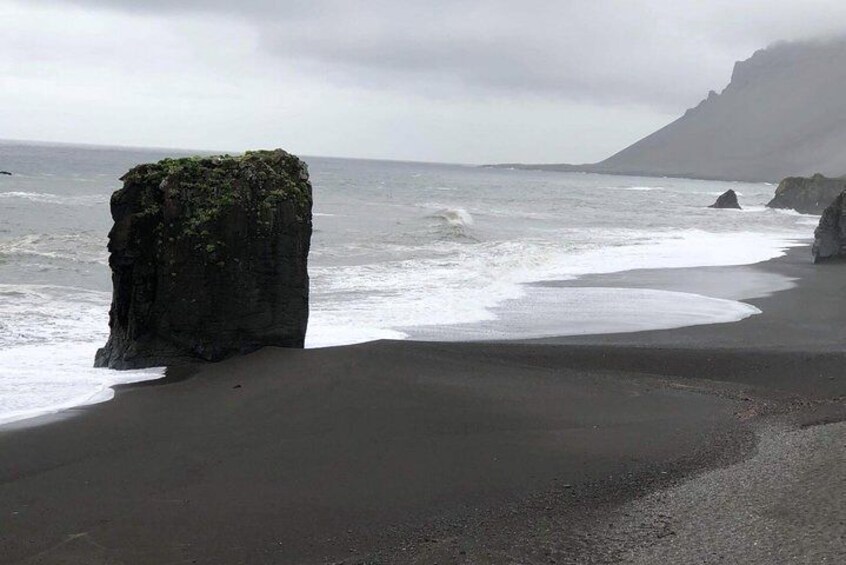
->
xmin=95 ymin=149 xmax=312 ymax=369
xmin=709 ymin=189 xmax=741 ymax=209
xmin=0 ymin=170 xmax=11 ymax=175
xmin=812 ymin=190 xmax=846 ymax=263
xmin=767 ymin=174 xmax=846 ymax=214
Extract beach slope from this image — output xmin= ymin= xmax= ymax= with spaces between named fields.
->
xmin=1 ymin=247 xmax=844 ymax=564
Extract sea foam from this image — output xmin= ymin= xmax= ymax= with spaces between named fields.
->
xmin=0 ymin=234 xmax=108 ymax=265
xmin=305 ymin=230 xmax=805 ymax=348
xmin=0 ymin=342 xmax=162 ymax=426
xmin=0 ymin=285 xmax=163 ymax=426
xmin=406 ymin=287 xmax=761 ymax=341
xmin=0 ymin=191 xmax=108 ymax=205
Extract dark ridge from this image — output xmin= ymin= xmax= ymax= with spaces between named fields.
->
xmin=488 ymin=38 xmax=846 ymax=183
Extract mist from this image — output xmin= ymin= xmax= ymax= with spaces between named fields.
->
xmin=4 ymin=0 xmax=846 ymax=162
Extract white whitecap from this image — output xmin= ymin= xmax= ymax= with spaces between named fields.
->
xmin=304 ymin=230 xmax=804 ymax=349
xmin=435 ymin=207 xmax=474 ymax=227
xmin=770 ymin=207 xmax=820 ymax=218
xmin=0 ymin=191 xmax=108 ymax=205
xmin=0 ymin=233 xmax=108 ymax=265
xmin=607 ymin=186 xmax=663 ymax=191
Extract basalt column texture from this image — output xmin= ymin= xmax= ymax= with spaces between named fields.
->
xmin=95 ymin=150 xmax=312 ymax=369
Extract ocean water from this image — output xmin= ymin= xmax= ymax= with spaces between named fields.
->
xmin=0 ymin=141 xmax=815 ymax=424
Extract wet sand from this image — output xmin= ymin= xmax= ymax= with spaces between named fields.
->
xmin=1 ymin=246 xmax=844 ymax=564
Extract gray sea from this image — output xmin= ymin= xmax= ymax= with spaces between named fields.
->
xmin=0 ymin=140 xmax=815 ymax=424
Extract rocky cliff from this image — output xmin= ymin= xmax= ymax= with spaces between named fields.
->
xmin=95 ymin=149 xmax=312 ymax=369
xmin=495 ymin=38 xmax=846 ymax=183
xmin=767 ymin=174 xmax=846 ymax=214
xmin=813 ymin=191 xmax=846 ymax=263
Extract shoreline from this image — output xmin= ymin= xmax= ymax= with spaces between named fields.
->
xmin=1 ymin=245 xmax=844 ymax=563
xmin=0 ymin=236 xmax=808 ymax=430
xmin=538 ymin=245 xmax=846 ymax=352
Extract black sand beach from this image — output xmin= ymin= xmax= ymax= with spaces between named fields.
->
xmin=1 ymin=246 xmax=844 ymax=564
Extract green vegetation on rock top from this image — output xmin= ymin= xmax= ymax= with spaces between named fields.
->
xmin=119 ymin=149 xmax=311 ymax=238
xmin=114 ymin=149 xmax=311 ymax=263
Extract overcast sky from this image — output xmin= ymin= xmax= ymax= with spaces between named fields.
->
xmin=2 ymin=1 xmax=845 ymax=163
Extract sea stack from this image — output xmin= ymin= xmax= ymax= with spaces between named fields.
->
xmin=709 ymin=189 xmax=741 ymax=209
xmin=767 ymin=174 xmax=846 ymax=214
xmin=95 ymin=149 xmax=313 ymax=369
xmin=812 ymin=190 xmax=846 ymax=263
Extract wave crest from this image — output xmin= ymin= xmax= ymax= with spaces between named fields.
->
xmin=436 ymin=207 xmax=474 ymax=227
xmin=0 ymin=191 xmax=109 ymax=206
xmin=0 ymin=233 xmax=108 ymax=265
xmin=430 ymin=207 xmax=476 ymax=240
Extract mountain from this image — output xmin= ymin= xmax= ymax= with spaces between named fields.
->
xmin=496 ymin=38 xmax=846 ymax=183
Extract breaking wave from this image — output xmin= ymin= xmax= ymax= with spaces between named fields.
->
xmin=0 ymin=191 xmax=109 ymax=206
xmin=607 ymin=186 xmax=664 ymax=191
xmin=0 ymin=233 xmax=108 ymax=265
xmin=436 ymin=207 xmax=474 ymax=227
xmin=430 ymin=207 xmax=476 ymax=239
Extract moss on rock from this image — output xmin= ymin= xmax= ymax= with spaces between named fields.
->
xmin=118 ymin=150 xmax=311 ymax=246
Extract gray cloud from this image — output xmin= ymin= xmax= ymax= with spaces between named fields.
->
xmin=7 ymin=0 xmax=846 ymax=163
xmin=31 ymin=0 xmax=846 ymax=111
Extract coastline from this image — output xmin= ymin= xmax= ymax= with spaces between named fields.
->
xmin=484 ymin=162 xmax=782 ymax=184
xmin=539 ymin=245 xmax=846 ymax=352
xmin=0 ymin=140 xmax=814 ymax=427
xmin=0 ymin=234 xmax=806 ymax=429
xmin=1 ymin=245 xmax=844 ymax=563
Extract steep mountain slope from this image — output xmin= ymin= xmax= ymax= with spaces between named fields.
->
xmin=503 ymin=39 xmax=846 ymax=182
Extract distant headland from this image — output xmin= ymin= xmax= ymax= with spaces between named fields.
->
xmin=489 ymin=38 xmax=846 ymax=183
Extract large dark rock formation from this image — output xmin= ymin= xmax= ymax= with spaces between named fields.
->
xmin=766 ymin=174 xmax=846 ymax=215
xmin=95 ymin=149 xmax=312 ymax=369
xmin=812 ymin=190 xmax=846 ymax=263
xmin=492 ymin=38 xmax=846 ymax=182
xmin=709 ymin=189 xmax=741 ymax=209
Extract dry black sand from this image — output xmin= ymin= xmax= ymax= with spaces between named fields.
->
xmin=1 ymin=246 xmax=844 ymax=564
